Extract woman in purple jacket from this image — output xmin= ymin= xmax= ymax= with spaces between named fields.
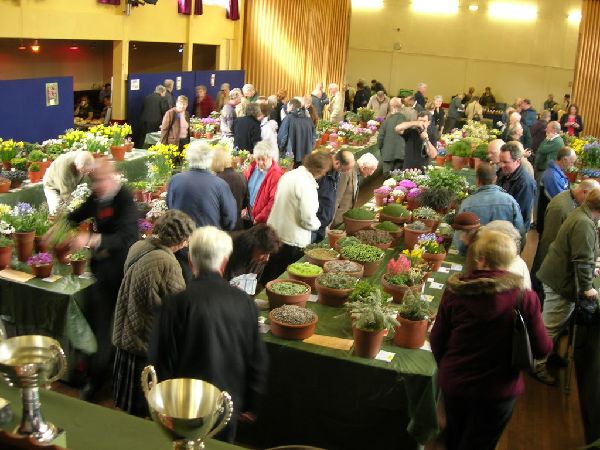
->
xmin=430 ymin=230 xmax=552 ymax=450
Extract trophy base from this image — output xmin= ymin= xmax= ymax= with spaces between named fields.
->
xmin=173 ymin=439 xmax=206 ymax=450
xmin=14 ymin=424 xmax=66 ymax=447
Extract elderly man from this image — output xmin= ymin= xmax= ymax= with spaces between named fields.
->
xmin=311 ymin=82 xmax=329 ymax=119
xmin=163 ymin=79 xmax=175 ymax=108
xmin=66 ymin=158 xmax=139 ymax=400
xmin=220 ymin=88 xmax=242 ymax=137
xmin=534 ymin=121 xmax=565 ymax=176
xmin=535 ymin=189 xmax=600 ymax=385
xmin=486 ymin=138 xmax=505 ymax=169
xmin=149 ymin=226 xmax=268 ymax=442
xmin=537 ymin=147 xmax=577 ymax=234
xmin=530 ymin=110 xmax=551 ymax=152
xmin=454 ymin=163 xmax=524 ymax=254
xmin=497 ymin=142 xmax=537 ymax=231
xmin=43 ymin=150 xmax=95 ymax=214
xmin=414 ymin=82 xmax=427 ymax=108
xmin=233 ymin=102 xmax=262 ymax=152
xmin=378 ymin=97 xmax=409 ymax=175
xmin=167 ymin=142 xmax=237 ymax=230
xmin=328 ymin=83 xmax=345 ymax=123
xmin=520 ymin=98 xmax=537 ymax=128
xmin=367 ymin=90 xmax=390 ymax=119
xmin=332 ymin=152 xmax=379 ymax=227
xmin=236 ymin=83 xmax=258 ymax=117
xmin=314 ymin=150 xmax=355 ymax=242
xmin=446 ymin=93 xmax=464 ymax=131
xmin=278 ymin=98 xmax=315 ymax=164
xmin=137 ymin=85 xmax=169 ymax=145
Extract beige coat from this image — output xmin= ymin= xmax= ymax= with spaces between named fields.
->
xmin=332 ymin=167 xmax=359 ymax=227
xmin=329 ymin=92 xmax=345 ymax=123
xmin=42 ymin=151 xmax=85 ymax=197
xmin=367 ymin=95 xmax=390 ymax=119
xmin=160 ymin=108 xmax=190 ymax=145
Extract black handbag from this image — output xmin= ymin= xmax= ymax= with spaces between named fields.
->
xmin=511 ymin=289 xmax=535 ymax=372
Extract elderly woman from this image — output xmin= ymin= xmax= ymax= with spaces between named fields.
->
xmin=431 ymin=231 xmax=551 ymax=450
xmin=244 ymin=141 xmax=283 ymax=224
xmin=194 ymin=85 xmax=215 ymax=118
xmin=225 ymin=223 xmax=282 ymax=281
xmin=233 ymin=102 xmax=262 ymax=152
xmin=212 ymin=146 xmax=248 ymax=230
xmin=160 ymin=95 xmax=190 ymax=150
xmin=215 ymin=83 xmax=230 ymax=113
xmin=112 ymin=210 xmax=196 ymax=417
xmin=259 ymin=103 xmax=279 ymax=152
xmin=262 ymin=151 xmax=332 ymax=282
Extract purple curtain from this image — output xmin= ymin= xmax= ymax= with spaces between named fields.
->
xmin=179 ymin=0 xmax=202 ymax=15
xmin=195 ymin=0 xmax=203 ymax=15
xmin=98 ymin=0 xmax=120 ymax=4
xmin=227 ymin=0 xmax=239 ymax=20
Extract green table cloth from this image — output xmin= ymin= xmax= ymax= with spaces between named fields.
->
xmin=0 ymin=383 xmax=241 ymax=450
xmin=0 ymin=149 xmax=150 ymax=207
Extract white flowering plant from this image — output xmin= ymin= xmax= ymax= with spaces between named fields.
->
xmin=68 ymin=183 xmax=92 ymax=212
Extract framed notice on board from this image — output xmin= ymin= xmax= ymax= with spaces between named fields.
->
xmin=45 ymin=82 xmax=59 ymax=106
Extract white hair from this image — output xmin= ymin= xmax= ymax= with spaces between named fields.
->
xmin=229 ymin=88 xmax=242 ymax=100
xmin=356 ymin=152 xmax=378 ymax=169
xmin=329 ymin=83 xmax=339 ymax=90
xmin=186 ymin=141 xmax=214 ymax=170
xmin=434 ymin=95 xmax=443 ymax=102
xmin=242 ymin=84 xmax=255 ymax=95
xmin=154 ymin=85 xmax=166 ymax=94
xmin=480 ymin=220 xmax=521 ymax=254
xmin=267 ymin=95 xmax=278 ymax=107
xmin=189 ymin=226 xmax=233 ymax=273
xmin=74 ymin=151 xmax=94 ymax=170
xmin=253 ymin=140 xmax=278 ymax=161
xmin=418 ymin=82 xmax=427 ymax=89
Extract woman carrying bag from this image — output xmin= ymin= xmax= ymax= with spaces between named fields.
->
xmin=160 ymin=95 xmax=190 ymax=151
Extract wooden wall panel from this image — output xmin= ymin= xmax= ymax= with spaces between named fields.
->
xmin=572 ymin=0 xmax=600 ymax=137
xmin=241 ymin=0 xmax=350 ymax=98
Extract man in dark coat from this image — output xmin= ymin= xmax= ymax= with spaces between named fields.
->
xmin=149 ymin=226 xmax=268 ymax=443
xmin=137 ymin=85 xmax=169 ymax=146
xmin=353 ymin=80 xmax=371 ymax=112
xmin=277 ymin=98 xmax=315 ymax=164
xmin=400 ymin=111 xmax=438 ymax=170
xmin=67 ymin=158 xmax=139 ymax=400
xmin=232 ymin=102 xmax=262 ymax=153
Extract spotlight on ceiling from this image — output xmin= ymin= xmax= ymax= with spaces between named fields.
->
xmin=30 ymin=40 xmax=40 ymax=53
xmin=69 ymin=42 xmax=80 ymax=50
xmin=17 ymin=41 xmax=27 ymax=51
xmin=468 ymin=4 xmax=479 ymax=11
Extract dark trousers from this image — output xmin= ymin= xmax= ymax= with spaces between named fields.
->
xmin=443 ymin=394 xmax=517 ymax=450
xmin=536 ymin=191 xmax=550 ymax=235
xmin=260 ymin=243 xmax=304 ymax=285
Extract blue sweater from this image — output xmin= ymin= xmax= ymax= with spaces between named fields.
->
xmin=167 ymin=169 xmax=237 ymax=230
xmin=541 ymin=160 xmax=569 ymax=199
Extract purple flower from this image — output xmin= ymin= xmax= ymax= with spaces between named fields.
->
xmin=137 ymin=219 xmax=153 ymax=232
xmin=27 ymin=252 xmax=52 ymax=266
xmin=13 ymin=202 xmax=34 ymax=216
xmin=376 ymin=117 xmax=385 ymax=123
xmin=399 ymin=180 xmax=417 ymax=189
xmin=407 ymin=188 xmax=422 ymax=200
xmin=374 ymin=186 xmax=392 ymax=195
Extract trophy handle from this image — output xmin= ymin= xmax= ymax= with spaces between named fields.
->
xmin=205 ymin=391 xmax=233 ymax=441
xmin=46 ymin=344 xmax=66 ymax=386
xmin=141 ymin=365 xmax=157 ymax=398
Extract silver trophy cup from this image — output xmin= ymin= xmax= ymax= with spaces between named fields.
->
xmin=141 ymin=365 xmax=233 ymax=449
xmin=0 ymin=335 xmax=66 ymax=443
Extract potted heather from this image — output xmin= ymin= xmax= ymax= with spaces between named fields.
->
xmin=373 ymin=185 xmax=392 ymax=206
xmin=7 ymin=203 xmax=37 ymax=262
xmin=287 ymin=262 xmax=323 ymax=290
xmin=347 ymin=286 xmax=399 ymax=358
xmin=340 ymin=243 xmax=384 ymax=277
xmin=269 ymin=305 xmax=318 ymax=340
xmin=404 ymin=220 xmax=432 ymax=250
xmin=355 ymin=229 xmax=393 ymax=250
xmin=412 ymin=206 xmax=441 ymax=231
xmin=0 ymin=234 xmax=13 ymax=270
xmin=266 ymin=279 xmax=311 ymax=309
xmin=304 ymin=247 xmax=340 ymax=267
xmin=69 ymin=248 xmax=89 ymax=275
xmin=315 ymin=272 xmax=359 ymax=307
xmin=447 ymin=140 xmax=472 ymax=170
xmin=379 ymin=203 xmax=411 ymax=225
xmin=343 ymin=208 xmax=376 ymax=235
xmin=381 ymin=254 xmax=427 ymax=304
xmin=393 ymin=289 xmax=432 ymax=349
xmin=323 ymin=259 xmax=364 ymax=278
xmin=416 ymin=233 xmax=447 ymax=271
xmin=327 ymin=229 xmax=346 ymax=249
xmin=27 ymin=252 xmax=53 ymax=278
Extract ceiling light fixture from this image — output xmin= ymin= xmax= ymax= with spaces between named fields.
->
xmin=568 ymin=10 xmax=581 ymax=24
xmin=30 ymin=40 xmax=40 ymax=53
xmin=488 ymin=2 xmax=537 ymax=21
xmin=17 ymin=41 xmax=27 ymax=51
xmin=468 ymin=4 xmax=479 ymax=12
xmin=412 ymin=0 xmax=459 ymax=15
xmin=178 ymin=44 xmax=183 ymax=54
xmin=69 ymin=42 xmax=80 ymax=50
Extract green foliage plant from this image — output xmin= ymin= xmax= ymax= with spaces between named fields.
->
xmin=317 ymin=272 xmax=358 ymax=290
xmin=343 ymin=208 xmax=376 ymax=220
xmin=340 ymin=244 xmax=384 ymax=263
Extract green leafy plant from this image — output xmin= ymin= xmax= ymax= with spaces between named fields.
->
xmin=419 ymin=188 xmax=454 ymax=212
xmin=356 ymin=107 xmax=375 ymax=123
xmin=269 ymin=281 xmax=309 ymax=296
xmin=344 ymin=208 xmax=376 ymax=220
xmin=348 ymin=280 xmax=388 ymax=304
xmin=472 ymin=143 xmax=489 ymax=160
xmin=341 ymin=244 xmax=384 ymax=263
xmin=412 ymin=207 xmax=440 ymax=221
xmin=317 ymin=272 xmax=358 ymax=290
xmin=346 ymin=290 xmax=398 ymax=332
xmin=436 ymin=223 xmax=453 ymax=238
xmin=45 ymin=217 xmax=76 ymax=248
xmin=288 ymin=262 xmax=323 ymax=277
xmin=0 ymin=235 xmax=13 ymax=247
xmin=10 ymin=158 xmax=27 ymax=171
xmin=447 ymin=139 xmax=472 ymax=157
xmin=337 ymin=236 xmax=361 ymax=248
xmin=305 ymin=248 xmax=339 ymax=261
xmin=28 ymin=163 xmax=40 ymax=172
xmin=323 ymin=259 xmax=363 ymax=274
xmin=355 ymin=229 xmax=392 ymax=245
xmin=380 ymin=204 xmax=410 ymax=218
xmin=397 ymin=289 xmax=431 ymax=321
xmin=405 ymin=220 xmax=430 ymax=231
xmin=375 ymin=221 xmax=400 ymax=232
xmin=27 ymin=149 xmax=47 ymax=162
xmin=69 ymin=248 xmax=89 ymax=261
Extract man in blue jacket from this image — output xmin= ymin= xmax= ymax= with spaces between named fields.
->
xmin=520 ymin=98 xmax=537 ymax=128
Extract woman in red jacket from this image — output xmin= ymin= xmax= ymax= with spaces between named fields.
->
xmin=430 ymin=230 xmax=552 ymax=450
xmin=244 ymin=141 xmax=284 ymax=224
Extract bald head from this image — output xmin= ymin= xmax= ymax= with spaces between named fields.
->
xmin=390 ymin=97 xmax=402 ymax=111
xmin=573 ymin=180 xmax=600 ymax=205
xmin=487 ymin=139 xmax=505 ymax=164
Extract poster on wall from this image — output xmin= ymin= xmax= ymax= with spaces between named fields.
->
xmin=176 ymin=76 xmax=182 ymax=90
xmin=131 ymin=79 xmax=140 ymax=91
xmin=45 ymin=82 xmax=59 ymax=106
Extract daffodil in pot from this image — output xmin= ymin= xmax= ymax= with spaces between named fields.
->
xmin=7 ymin=203 xmax=37 ymax=262
xmin=106 ymin=123 xmax=132 ymax=161
xmin=27 ymin=252 xmax=53 ymax=278
xmin=346 ymin=285 xmax=399 ymax=358
xmin=393 ymin=289 xmax=432 ymax=349
xmin=381 ymin=253 xmax=428 ymax=304
xmin=416 ymin=233 xmax=447 ymax=271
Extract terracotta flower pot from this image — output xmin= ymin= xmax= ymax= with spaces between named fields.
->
xmin=403 ymin=226 xmax=432 ymax=251
xmin=39 ymin=160 xmax=52 ymax=177
xmin=343 ymin=216 xmax=374 ymax=236
xmin=379 ymin=213 xmax=410 ymax=226
xmin=71 ymin=259 xmax=87 ymax=276
xmin=343 ymin=258 xmax=381 ymax=277
xmin=393 ymin=315 xmax=429 ymax=349
xmin=126 ymin=142 xmax=134 ymax=152
xmin=472 ymin=157 xmax=482 ymax=171
xmin=435 ymin=156 xmax=446 ymax=167
xmin=406 ymin=197 xmax=420 ymax=211
xmin=287 ymin=270 xmax=321 ymax=291
xmin=315 ymin=278 xmax=354 ymax=307
xmin=10 ymin=180 xmax=23 ymax=189
xmin=2 ymin=162 xmax=11 ymax=170
xmin=266 ymin=279 xmax=311 ymax=309
xmin=205 ymin=132 xmax=214 ymax=139
xmin=423 ymin=251 xmax=446 ymax=271
xmin=110 ymin=145 xmax=127 ymax=161
xmin=418 ymin=218 xmax=440 ymax=233
xmin=327 ymin=230 xmax=346 ymax=249
xmin=0 ymin=179 xmax=10 ymax=193
xmin=446 ymin=154 xmax=453 ymax=163
xmin=0 ymin=246 xmax=13 ymax=270
xmin=30 ymin=263 xmax=53 ymax=279
xmin=451 ymin=156 xmax=468 ymax=170
xmin=381 ymin=274 xmax=424 ymax=304
xmin=28 ymin=171 xmax=42 ymax=184
xmin=53 ymin=242 xmax=71 ymax=265
xmin=34 ymin=236 xmax=49 ymax=254
xmin=567 ymin=171 xmax=578 ymax=183
xmin=13 ymin=231 xmax=35 ymax=263
xmin=323 ymin=260 xmax=364 ymax=278
xmin=370 ymin=241 xmax=392 ymax=251
xmin=374 ymin=192 xmax=387 ymax=207
xmin=269 ymin=310 xmax=318 ymax=340
xmin=353 ymin=327 xmax=386 ymax=358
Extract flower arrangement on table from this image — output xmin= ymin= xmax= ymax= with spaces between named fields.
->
xmin=0 ymin=219 xmax=15 ymax=236
xmin=201 ymin=117 xmax=219 ymax=135
xmin=92 ymin=123 xmax=133 ymax=147
xmin=7 ymin=202 xmax=37 ymax=232
xmin=417 ymin=233 xmax=445 ymax=254
xmin=82 ymin=132 xmax=110 ymax=156
xmin=189 ymin=117 xmax=204 ymax=136
xmin=146 ymin=199 xmax=168 ymax=221
xmin=148 ymin=143 xmax=184 ymax=169
xmin=367 ymin=120 xmax=380 ymax=133
xmin=27 ymin=252 xmax=52 ymax=266
xmin=356 ymin=107 xmax=375 ymax=124
xmin=209 ymin=110 xmax=221 ymax=120
xmin=348 ymin=127 xmax=372 ymax=146
xmin=425 ymin=166 xmax=470 ymax=200
xmin=41 ymin=139 xmax=65 ymax=160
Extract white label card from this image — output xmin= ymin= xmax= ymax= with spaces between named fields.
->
xmin=448 ymin=249 xmax=459 ymax=255
xmin=438 ymin=266 xmax=450 ymax=273
xmin=308 ymin=294 xmax=318 ymax=303
xmin=130 ymin=79 xmax=140 ymax=91
xmin=421 ymin=294 xmax=435 ymax=303
xmin=450 ymin=263 xmax=463 ymax=271
xmin=430 ymin=281 xmax=444 ymax=290
xmin=420 ymin=341 xmax=432 ymax=352
xmin=375 ymin=350 xmax=395 ymax=362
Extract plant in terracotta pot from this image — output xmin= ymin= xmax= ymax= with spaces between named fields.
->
xmin=0 ymin=177 xmax=10 ymax=193
xmin=10 ymin=157 xmax=27 ymax=172
xmin=45 ymin=216 xmax=76 ymax=264
xmin=1 ymin=169 xmax=28 ymax=189
xmin=269 ymin=304 xmax=318 ymax=340
xmin=347 ymin=288 xmax=399 ymax=358
xmin=412 ymin=207 xmax=441 ymax=231
xmin=373 ymin=185 xmax=392 ymax=206
xmin=323 ymin=259 xmax=364 ymax=278
xmin=435 ymin=148 xmax=447 ymax=166
xmin=342 ymin=208 xmax=376 ymax=235
xmin=472 ymin=143 xmax=488 ymax=171
xmin=355 ymin=229 xmax=393 ymax=250
xmin=379 ymin=203 xmax=411 ymax=225
xmin=27 ymin=252 xmax=53 ymax=278
xmin=393 ymin=289 xmax=432 ymax=349
xmin=0 ymin=234 xmax=13 ymax=270
xmin=405 ymin=187 xmax=423 ymax=211
xmin=381 ymin=254 xmax=427 ymax=304
xmin=7 ymin=202 xmax=37 ymax=262
xmin=340 ymin=243 xmax=384 ymax=277
xmin=436 ymin=222 xmax=454 ymax=252
xmin=28 ymin=162 xmax=42 ymax=184
xmin=416 ymin=233 xmax=447 ymax=271
xmin=403 ymin=220 xmax=432 ymax=251
xmin=266 ymin=279 xmax=311 ymax=309
xmin=0 ymin=139 xmax=22 ymax=170
xmin=336 ymin=236 xmax=361 ymax=250
xmin=447 ymin=139 xmax=472 ymax=170
xmin=287 ymin=262 xmax=323 ymax=290
xmin=106 ymin=123 xmax=132 ymax=161
xmin=33 ymin=206 xmax=51 ymax=254
xmin=315 ymin=272 xmax=359 ymax=307
xmin=304 ymin=247 xmax=340 ymax=267
xmin=327 ymin=229 xmax=346 ymax=249
xmin=374 ymin=220 xmax=403 ymax=246
xmin=419 ymin=188 xmax=455 ymax=215
xmin=69 ymin=248 xmax=89 ymax=276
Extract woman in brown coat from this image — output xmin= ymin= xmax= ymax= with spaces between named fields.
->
xmin=160 ymin=95 xmax=190 ymax=151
